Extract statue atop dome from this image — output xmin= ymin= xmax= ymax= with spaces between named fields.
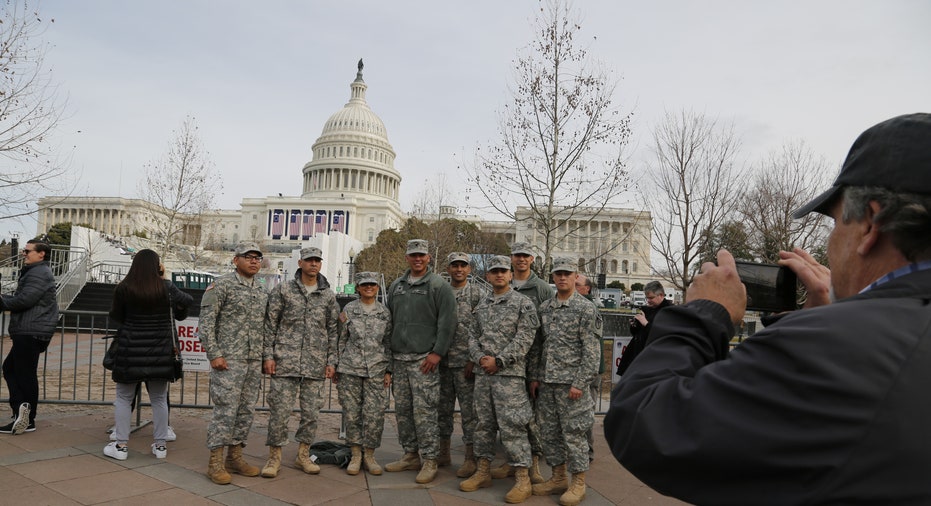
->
xmin=356 ymin=58 xmax=364 ymax=80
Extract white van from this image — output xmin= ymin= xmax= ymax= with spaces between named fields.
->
xmin=631 ymin=291 xmax=646 ymax=307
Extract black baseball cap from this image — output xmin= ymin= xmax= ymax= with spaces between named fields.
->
xmin=793 ymin=113 xmax=931 ymax=218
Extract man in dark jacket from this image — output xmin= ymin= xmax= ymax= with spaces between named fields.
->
xmin=615 ymin=280 xmax=671 ymax=377
xmin=604 ymin=113 xmax=931 ymax=505
xmin=1 ymin=240 xmax=59 ymax=435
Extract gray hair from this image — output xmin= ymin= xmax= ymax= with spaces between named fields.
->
xmin=842 ymin=186 xmax=931 ymax=262
xmin=644 ymin=281 xmax=665 ymax=296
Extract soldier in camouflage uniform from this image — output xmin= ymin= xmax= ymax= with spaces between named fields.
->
xmin=499 ymin=241 xmax=554 ymax=484
xmin=384 ymin=239 xmax=458 ymax=484
xmin=201 ymin=242 xmax=269 ymax=485
xmin=260 ymin=247 xmax=339 ymax=478
xmin=531 ymin=257 xmax=602 ymax=506
xmin=334 ymin=271 xmax=392 ymax=476
xmin=575 ymin=273 xmax=605 ymax=463
xmin=438 ymin=251 xmax=487 ymax=477
xmin=459 ymin=255 xmax=539 ymax=504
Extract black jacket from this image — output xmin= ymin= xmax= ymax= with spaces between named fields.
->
xmin=1 ymin=261 xmax=59 ymax=340
xmin=109 ymin=280 xmax=194 ymax=383
xmin=604 ymin=268 xmax=931 ymax=505
xmin=615 ymin=298 xmax=672 ymax=376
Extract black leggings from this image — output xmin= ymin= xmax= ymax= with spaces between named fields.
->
xmin=2 ymin=335 xmax=51 ymax=423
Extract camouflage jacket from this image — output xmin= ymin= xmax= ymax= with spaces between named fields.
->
xmin=263 ymin=272 xmax=339 ymax=379
xmin=335 ymin=299 xmax=393 ymax=378
xmin=537 ymin=291 xmax=603 ymax=390
xmin=469 ymin=289 xmax=539 ymax=378
xmin=199 ymin=272 xmax=268 ymax=361
xmin=445 ymin=281 xmax=488 ymax=368
xmin=514 ymin=271 xmax=554 ymax=381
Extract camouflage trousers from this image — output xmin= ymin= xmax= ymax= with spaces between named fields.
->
xmin=207 ymin=359 xmax=262 ymax=450
xmin=473 ymin=374 xmax=532 ymax=467
xmin=337 ymin=373 xmax=388 ymax=448
xmin=438 ymin=364 xmax=476 ymax=445
xmin=266 ymin=376 xmax=325 ymax=447
xmin=536 ymin=382 xmax=594 ymax=474
xmin=392 ymin=356 xmax=440 ymax=458
xmin=587 ymin=373 xmax=601 ymax=461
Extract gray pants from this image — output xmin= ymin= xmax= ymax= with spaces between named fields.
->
xmin=113 ymin=380 xmax=169 ymax=444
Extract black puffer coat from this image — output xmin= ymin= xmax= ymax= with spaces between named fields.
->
xmin=109 ymin=280 xmax=194 ymax=383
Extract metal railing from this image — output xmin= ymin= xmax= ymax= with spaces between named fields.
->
xmin=1 ymin=308 xmax=627 ymax=415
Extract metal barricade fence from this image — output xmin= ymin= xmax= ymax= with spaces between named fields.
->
xmin=1 ymin=308 xmax=633 ymax=415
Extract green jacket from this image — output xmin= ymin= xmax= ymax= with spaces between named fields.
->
xmin=386 ymin=270 xmax=457 ymax=357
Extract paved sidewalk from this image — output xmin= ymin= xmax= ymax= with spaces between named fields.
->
xmin=0 ymin=405 xmax=687 ymax=505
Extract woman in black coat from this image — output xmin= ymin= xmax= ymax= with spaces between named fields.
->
xmin=104 ymin=249 xmax=192 ymax=461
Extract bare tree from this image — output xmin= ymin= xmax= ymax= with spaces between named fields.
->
xmin=137 ymin=116 xmax=221 ymax=258
xmin=468 ymin=0 xmax=632 ymax=275
xmin=0 ymin=0 xmax=72 ymax=220
xmin=739 ymin=140 xmax=831 ymax=262
xmin=649 ymin=109 xmax=745 ymax=295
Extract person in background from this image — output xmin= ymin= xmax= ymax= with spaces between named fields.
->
xmin=439 ymin=252 xmax=487 ymax=477
xmin=1 ymin=240 xmax=59 ymax=435
xmin=575 ymin=273 xmax=605 ymax=464
xmin=334 ymin=271 xmax=392 ymax=476
xmin=614 ymin=281 xmax=671 ymax=377
xmin=605 ymin=113 xmax=931 ymax=505
xmin=260 ymin=247 xmax=339 ymax=478
xmin=103 ymin=249 xmax=192 ymax=461
xmin=504 ymin=241 xmax=554 ymax=484
xmin=200 ymin=242 xmax=268 ymax=485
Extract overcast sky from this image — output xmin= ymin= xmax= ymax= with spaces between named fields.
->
xmin=3 ymin=0 xmax=929 ymax=240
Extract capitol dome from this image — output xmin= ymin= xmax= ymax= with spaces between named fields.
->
xmin=302 ymin=61 xmax=401 ymax=201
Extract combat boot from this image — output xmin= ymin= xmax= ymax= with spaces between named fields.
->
xmin=385 ymin=451 xmax=421 ymax=472
xmin=207 ymin=447 xmax=232 ymax=485
xmin=459 ymin=458 xmax=492 ymax=492
xmin=415 ymin=458 xmax=438 ymax=484
xmin=456 ymin=444 xmax=477 ymax=478
xmin=295 ymin=442 xmax=320 ymax=474
xmin=532 ymin=463 xmax=568 ymax=496
xmin=437 ymin=437 xmax=452 ymax=466
xmin=529 ymin=454 xmax=545 ymax=484
xmin=505 ymin=466 xmax=532 ymax=504
xmin=559 ymin=471 xmax=587 ymax=506
xmin=225 ymin=444 xmax=260 ymax=476
xmin=346 ymin=445 xmax=362 ymax=475
xmin=261 ymin=446 xmax=282 ymax=478
xmin=363 ymin=447 xmax=383 ymax=475
xmin=490 ymin=461 xmax=514 ymax=479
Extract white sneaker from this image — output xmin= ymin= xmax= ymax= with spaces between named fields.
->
xmin=108 ymin=425 xmax=117 ymax=440
xmin=151 ymin=443 xmax=167 ymax=459
xmin=165 ymin=425 xmax=177 ymax=442
xmin=104 ymin=442 xmax=128 ymax=461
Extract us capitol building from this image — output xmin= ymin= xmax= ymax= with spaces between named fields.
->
xmin=35 ymin=62 xmax=654 ymax=286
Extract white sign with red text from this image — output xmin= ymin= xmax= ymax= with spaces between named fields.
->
xmin=611 ymin=336 xmax=633 ymax=383
xmin=176 ymin=317 xmax=210 ymax=372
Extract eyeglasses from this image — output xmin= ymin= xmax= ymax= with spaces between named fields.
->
xmin=240 ymin=254 xmax=263 ymax=262
xmin=22 ymin=248 xmax=36 ymax=253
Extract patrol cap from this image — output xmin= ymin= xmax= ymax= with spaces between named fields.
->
xmin=793 ymin=113 xmax=931 ymax=218
xmin=300 ymin=246 xmax=323 ymax=260
xmin=447 ymin=251 xmax=470 ymax=265
xmin=355 ymin=271 xmax=379 ymax=285
xmin=235 ymin=242 xmax=262 ymax=256
xmin=551 ymin=257 xmax=578 ymax=273
xmin=407 ymin=239 xmax=429 ymax=255
xmin=487 ymin=255 xmax=512 ymax=271
xmin=510 ymin=241 xmax=534 ymax=256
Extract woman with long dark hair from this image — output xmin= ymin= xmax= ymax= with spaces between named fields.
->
xmin=104 ymin=249 xmax=193 ymax=460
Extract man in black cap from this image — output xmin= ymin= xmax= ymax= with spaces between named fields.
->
xmin=605 ymin=113 xmax=931 ymax=505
